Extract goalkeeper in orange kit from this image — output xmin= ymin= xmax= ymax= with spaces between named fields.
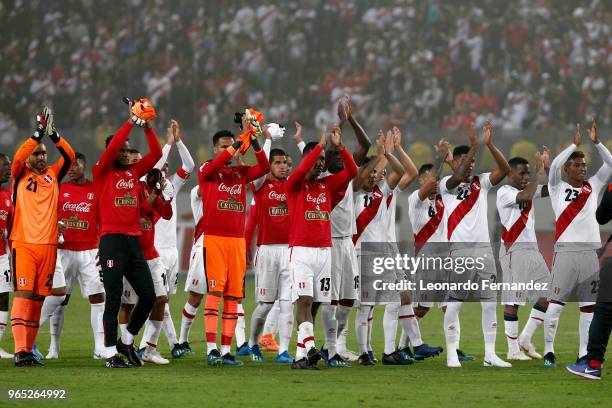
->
xmin=9 ymin=106 xmax=75 ymax=367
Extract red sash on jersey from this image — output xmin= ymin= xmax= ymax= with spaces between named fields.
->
xmin=414 ymin=194 xmax=444 ymax=255
xmin=447 ymin=176 xmax=481 ymax=240
xmin=386 ymin=193 xmax=393 ymax=208
xmin=352 ymin=186 xmax=383 ymax=245
xmin=554 ymin=181 xmax=592 ymax=242
xmin=194 ymin=217 xmax=204 ymax=242
xmin=501 ymin=200 xmax=532 ymax=251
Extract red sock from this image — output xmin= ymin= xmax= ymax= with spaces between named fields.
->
xmin=10 ymin=297 xmax=29 ymax=353
xmin=204 ymin=295 xmax=221 ymax=344
xmin=221 ymin=299 xmax=238 ymax=348
xmin=25 ymin=299 xmax=43 ymax=352
xmin=589 ymin=360 xmax=603 ymax=369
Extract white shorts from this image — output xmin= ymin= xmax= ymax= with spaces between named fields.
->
xmin=448 ymin=245 xmax=497 ymax=301
xmin=158 ymin=247 xmax=179 ymax=296
xmin=290 ymin=246 xmax=331 ymax=304
xmin=254 ymin=244 xmax=292 ymax=302
xmin=331 ymin=237 xmax=359 ymax=301
xmin=548 ymin=250 xmax=599 ymax=306
xmin=185 ymin=238 xmax=206 ymax=295
xmin=0 ymin=254 xmax=12 ymax=293
xmin=51 ymin=249 xmax=104 ymax=297
xmin=500 ymin=248 xmax=550 ymax=306
xmin=122 ymin=257 xmax=167 ymax=304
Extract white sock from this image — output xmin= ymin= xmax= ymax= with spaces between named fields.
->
xmin=278 ymin=300 xmax=293 ymax=355
xmin=383 ymin=303 xmax=399 ymax=354
xmin=263 ymin=300 xmax=280 ymax=336
xmin=49 ymin=305 xmax=66 ymax=352
xmin=355 ymin=305 xmax=370 ymax=354
xmin=444 ymin=302 xmax=462 ymax=362
xmin=544 ymin=303 xmax=564 ymax=354
xmin=179 ymin=303 xmax=197 ymax=344
xmin=398 ymin=304 xmax=423 ymax=347
xmin=90 ymin=302 xmax=105 ymax=352
xmin=519 ymin=307 xmax=545 ymax=345
xmin=295 ymin=328 xmax=306 ymax=360
xmin=367 ymin=306 xmax=374 ymax=352
xmin=321 ymin=304 xmax=338 ymax=356
xmin=248 ymin=302 xmax=273 ymax=347
xmin=0 ymin=310 xmax=8 ymax=342
xmin=121 ymin=327 xmax=135 ymax=346
xmin=504 ymin=317 xmax=520 ymax=353
xmin=482 ymin=302 xmax=498 ymax=357
xmin=161 ymin=303 xmax=178 ymax=348
xmin=40 ymin=295 xmax=65 ymax=326
xmin=119 ymin=323 xmax=128 ymax=338
xmin=206 ymin=341 xmax=218 ymax=354
xmin=579 ymin=311 xmax=593 ymax=358
xmin=235 ymin=303 xmax=246 ymax=346
xmin=144 ymin=320 xmax=163 ymax=349
xmin=335 ymin=305 xmax=351 ymax=354
xmin=398 ymin=329 xmax=409 ymax=349
xmin=298 ymin=321 xmax=315 ymax=352
xmin=140 ymin=319 xmax=153 ymax=349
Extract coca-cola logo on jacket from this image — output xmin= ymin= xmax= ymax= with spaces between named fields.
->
xmin=306 ymin=193 xmax=327 ymax=205
xmin=116 ymin=179 xmax=135 ymax=189
xmin=62 ymin=202 xmax=92 ymax=213
xmin=268 ymin=191 xmax=286 ymax=201
xmin=218 ymin=183 xmax=242 ymax=195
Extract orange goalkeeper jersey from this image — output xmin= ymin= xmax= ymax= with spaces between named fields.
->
xmin=9 ymin=137 xmax=75 ymax=245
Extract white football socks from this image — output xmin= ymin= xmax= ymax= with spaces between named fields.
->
xmin=544 ymin=303 xmax=563 ymax=354
xmin=263 ymin=300 xmax=280 ymax=336
xmin=504 ymin=317 xmax=519 ymax=354
xmin=367 ymin=306 xmax=374 ymax=352
xmin=278 ymin=300 xmax=293 ymax=355
xmin=444 ymin=302 xmax=462 ymax=364
xmin=321 ymin=304 xmax=338 ymax=356
xmin=355 ymin=305 xmax=370 ymax=355
xmin=335 ymin=305 xmax=351 ymax=354
xmin=578 ymin=311 xmax=593 ymax=358
xmin=519 ymin=307 xmax=545 ymax=345
xmin=179 ymin=302 xmax=197 ymax=344
xmin=481 ymin=302 xmax=498 ymax=358
xmin=40 ymin=295 xmax=65 ymax=326
xmin=90 ymin=302 xmax=105 ymax=352
xmin=161 ymin=303 xmax=179 ymax=348
xmin=248 ymin=302 xmax=273 ymax=347
xmin=49 ymin=305 xmax=66 ymax=353
xmin=383 ymin=303 xmax=399 ymax=354
xmin=235 ymin=303 xmax=246 ymax=346
xmin=399 ymin=304 xmax=423 ymax=347
xmin=0 ymin=310 xmax=7 ymax=342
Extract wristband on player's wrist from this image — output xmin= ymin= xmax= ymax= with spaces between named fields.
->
xmin=251 ymin=138 xmax=261 ymax=152
xmin=31 ymin=126 xmax=45 ymax=142
xmin=48 ymin=131 xmax=60 ymax=143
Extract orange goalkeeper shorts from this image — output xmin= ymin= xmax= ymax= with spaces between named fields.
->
xmin=203 ymin=235 xmax=246 ymax=298
xmin=11 ymin=242 xmax=58 ymax=296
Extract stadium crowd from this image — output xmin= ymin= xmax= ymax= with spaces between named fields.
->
xmin=1 ymin=0 xmax=610 ymax=137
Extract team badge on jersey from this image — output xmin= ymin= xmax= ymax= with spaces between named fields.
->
xmin=19 ymin=277 xmax=26 ymax=286
xmin=87 ymin=193 xmax=94 ymax=200
xmin=44 ymin=175 xmax=53 ymax=184
xmin=209 ymin=279 xmax=216 ymax=288
xmin=107 ymin=260 xmax=114 ymax=268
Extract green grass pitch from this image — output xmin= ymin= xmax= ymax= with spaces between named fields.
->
xmin=1 ymin=277 xmax=610 ymax=407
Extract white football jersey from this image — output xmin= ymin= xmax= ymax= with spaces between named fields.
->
xmin=190 ymin=185 xmax=203 ymax=225
xmin=407 ymin=189 xmax=446 ymax=243
xmin=353 ymin=181 xmax=392 ymax=251
xmin=440 ymin=172 xmax=493 ymax=244
xmin=154 ymin=172 xmax=189 ymax=249
xmin=496 ymin=184 xmax=542 ymax=251
xmin=331 ymin=181 xmax=357 ymax=238
xmin=384 ymin=186 xmax=399 ymax=243
xmin=548 ymin=143 xmax=612 ymax=251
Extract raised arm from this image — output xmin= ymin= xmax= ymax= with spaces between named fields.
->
xmin=93 ymin=121 xmax=134 ymax=177
xmin=392 ymin=127 xmax=418 ymax=191
xmin=133 ymin=126 xmax=163 ymax=179
xmin=596 ymin=185 xmax=612 ymax=225
xmin=293 ymin=122 xmax=306 ymax=153
xmin=549 ymin=124 xmax=580 ymax=188
xmin=418 ymin=140 xmax=449 ymax=201
xmin=49 ymin=136 xmax=76 ymax=182
xmin=446 ymin=123 xmax=479 ymax=190
xmin=338 ymin=95 xmax=371 ymax=165
xmin=515 ymin=151 xmax=545 ymax=203
xmin=483 ymin=122 xmax=511 ymax=186
xmin=383 ymin=131 xmax=406 ymax=190
xmin=153 ymin=123 xmax=174 ymax=170
xmin=251 ymin=127 xmax=272 ymax=191
xmin=286 ymin=132 xmax=326 ymax=192
xmin=588 ymin=119 xmax=612 ymax=185
xmin=325 ymin=128 xmax=358 ymax=195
